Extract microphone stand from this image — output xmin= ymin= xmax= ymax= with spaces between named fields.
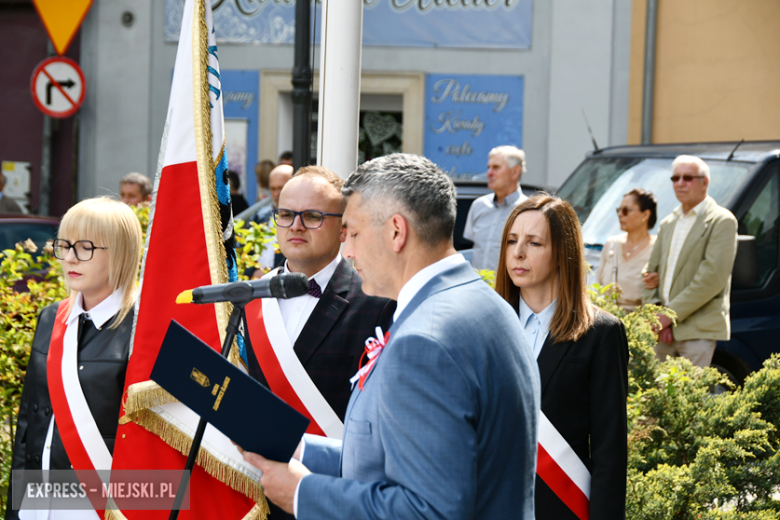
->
xmin=168 ymin=301 xmax=248 ymax=520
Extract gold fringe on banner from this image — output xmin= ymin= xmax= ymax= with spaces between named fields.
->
xmin=191 ymin=0 xmax=234 ymax=362
xmin=131 ymin=408 xmax=270 ymax=517
xmin=121 ymin=381 xmax=179 ymax=419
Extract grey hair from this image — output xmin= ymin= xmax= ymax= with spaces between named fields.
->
xmin=671 ymin=155 xmax=711 ymax=180
xmin=489 ymin=145 xmax=526 ymax=172
xmin=342 ymin=153 xmax=457 ymax=245
xmin=120 ymin=172 xmax=153 ymax=197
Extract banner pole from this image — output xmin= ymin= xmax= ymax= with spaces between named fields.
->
xmin=316 ymin=0 xmax=364 ymax=179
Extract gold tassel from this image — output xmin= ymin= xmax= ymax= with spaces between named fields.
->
xmin=104 ymin=508 xmax=123 ymax=520
xmin=242 ymin=504 xmax=270 ymax=520
xmin=104 ymin=485 xmax=267 ymax=520
xmin=122 ymin=381 xmax=179 ymax=417
xmin=134 ymin=408 xmax=270 ymax=510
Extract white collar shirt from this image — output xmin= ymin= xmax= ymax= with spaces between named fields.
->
xmin=662 ymin=197 xmax=708 ymax=304
xmin=518 ymin=296 xmax=557 ymax=358
xmin=463 ymin=188 xmax=527 ymax=272
xmin=42 ymin=290 xmax=124 ymax=469
xmin=277 ymin=254 xmax=341 ymax=344
xmin=393 ymin=253 xmax=468 ymax=323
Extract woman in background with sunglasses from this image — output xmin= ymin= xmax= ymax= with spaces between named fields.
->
xmin=596 ymin=188 xmax=658 ymax=311
xmin=8 ymin=197 xmax=142 ymax=520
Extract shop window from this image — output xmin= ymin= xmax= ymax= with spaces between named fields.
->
xmin=359 ymin=111 xmax=402 ymax=164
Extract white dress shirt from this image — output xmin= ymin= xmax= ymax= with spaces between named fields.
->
xmin=662 ymin=198 xmax=707 ymax=304
xmin=518 ymin=296 xmax=557 ymax=358
xmin=463 ymin=189 xmax=527 ymax=272
xmin=278 ymin=254 xmax=341 ymax=344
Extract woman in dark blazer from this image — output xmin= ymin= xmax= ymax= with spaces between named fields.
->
xmin=496 ymin=194 xmax=629 ymax=520
xmin=7 ymin=197 xmax=142 ymax=520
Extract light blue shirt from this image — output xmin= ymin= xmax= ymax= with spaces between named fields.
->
xmin=518 ymin=297 xmax=557 ymax=358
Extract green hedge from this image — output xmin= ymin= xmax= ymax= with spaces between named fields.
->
xmin=1 ymin=215 xmax=778 ymax=517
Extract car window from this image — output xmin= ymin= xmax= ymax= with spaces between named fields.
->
xmin=558 ymin=157 xmax=752 ymax=246
xmin=0 ymin=223 xmax=59 ymax=252
xmin=739 ymin=164 xmax=779 ymax=287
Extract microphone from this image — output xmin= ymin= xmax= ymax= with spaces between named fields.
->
xmin=176 ymin=273 xmax=309 ymax=304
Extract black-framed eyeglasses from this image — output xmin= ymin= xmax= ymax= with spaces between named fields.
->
xmin=670 ymin=174 xmax=704 ymax=183
xmin=273 ymin=209 xmax=343 ymax=229
xmin=52 ymin=239 xmax=108 ymax=261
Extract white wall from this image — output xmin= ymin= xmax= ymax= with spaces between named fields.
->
xmin=546 ymin=0 xmax=621 ymax=187
xmin=79 ymin=0 xmax=154 ymax=200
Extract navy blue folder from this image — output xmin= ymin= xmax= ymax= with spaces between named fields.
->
xmin=150 ymin=319 xmax=310 ymax=462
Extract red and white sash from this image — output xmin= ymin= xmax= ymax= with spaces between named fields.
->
xmin=244 ymin=294 xmax=344 ymax=439
xmin=47 ymin=301 xmax=113 ymax=514
xmin=537 ymin=411 xmax=591 ymax=520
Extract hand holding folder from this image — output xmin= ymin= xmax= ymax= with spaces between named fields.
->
xmin=151 ymin=320 xmax=310 ymax=462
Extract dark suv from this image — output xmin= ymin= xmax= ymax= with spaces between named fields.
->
xmin=557 ymin=141 xmax=780 ymax=384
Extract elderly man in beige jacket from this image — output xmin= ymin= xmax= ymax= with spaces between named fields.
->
xmin=642 ymin=155 xmax=738 ymax=367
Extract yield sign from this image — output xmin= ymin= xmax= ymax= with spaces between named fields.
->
xmin=30 ymin=57 xmax=86 ymax=119
xmin=32 ymin=0 xmax=93 ymax=56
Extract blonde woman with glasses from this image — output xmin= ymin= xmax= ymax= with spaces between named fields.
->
xmin=8 ymin=197 xmax=142 ymax=520
xmin=596 ymin=188 xmax=658 ymax=311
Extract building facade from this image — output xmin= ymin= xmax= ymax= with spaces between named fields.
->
xmin=2 ymin=0 xmax=777 ymax=215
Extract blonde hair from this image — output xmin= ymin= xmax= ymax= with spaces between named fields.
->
xmin=495 ymin=194 xmax=594 ymax=343
xmin=58 ymin=197 xmax=142 ymax=328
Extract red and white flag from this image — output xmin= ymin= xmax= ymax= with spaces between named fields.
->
xmin=108 ymin=0 xmax=266 ymax=518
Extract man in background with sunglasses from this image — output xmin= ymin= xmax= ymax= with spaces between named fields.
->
xmin=642 ymin=155 xmax=738 ymax=367
xmin=242 ymin=165 xmax=395 ymax=519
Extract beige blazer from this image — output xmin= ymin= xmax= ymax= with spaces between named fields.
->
xmin=642 ymin=196 xmax=738 ymax=341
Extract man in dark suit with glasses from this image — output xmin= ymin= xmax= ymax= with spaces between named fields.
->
xmin=242 ymin=165 xmax=395 ymax=518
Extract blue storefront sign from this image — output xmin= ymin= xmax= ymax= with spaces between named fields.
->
xmin=424 ymin=74 xmax=524 ymax=179
xmin=166 ymin=0 xmax=533 ymax=50
xmin=220 ymin=70 xmax=259 ymax=203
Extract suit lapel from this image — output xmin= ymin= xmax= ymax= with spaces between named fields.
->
xmin=672 ymin=198 xmax=714 ymax=283
xmin=537 ymin=335 xmax=575 ymax=394
xmin=293 ymin=258 xmax=353 ymax=366
xmin=347 ymin=261 xmax=480 ymax=410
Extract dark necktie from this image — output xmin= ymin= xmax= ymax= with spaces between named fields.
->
xmin=308 ymin=278 xmax=322 ymax=298
xmin=281 ymin=265 xmax=322 ymax=297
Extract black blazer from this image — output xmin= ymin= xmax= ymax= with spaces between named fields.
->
xmin=535 ymin=308 xmax=629 ymax=520
xmin=6 ymin=302 xmax=132 ymax=520
xmin=246 ymin=258 xmax=396 ymax=420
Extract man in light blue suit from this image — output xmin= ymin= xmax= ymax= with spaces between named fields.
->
xmin=243 ymin=153 xmax=541 ymax=519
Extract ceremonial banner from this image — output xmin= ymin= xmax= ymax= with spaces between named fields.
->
xmin=108 ymin=0 xmax=267 ymax=518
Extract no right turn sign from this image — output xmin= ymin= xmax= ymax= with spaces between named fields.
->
xmin=30 ymin=56 xmax=86 ymax=118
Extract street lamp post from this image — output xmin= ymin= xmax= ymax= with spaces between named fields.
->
xmin=291 ymin=0 xmax=312 ymax=171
